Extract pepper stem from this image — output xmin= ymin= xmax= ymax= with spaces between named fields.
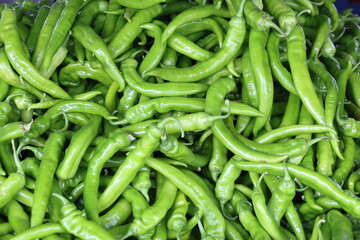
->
xmin=158 ymin=117 xmax=185 ymax=138
xmin=198 ymin=129 xmax=212 ymax=146
xmin=235 ymin=0 xmax=245 ymax=18
xmin=282 ymin=161 xmax=292 ymax=182
xmin=120 ymin=229 xmax=133 ymax=240
xmin=266 ymin=21 xmax=288 ymax=39
xmin=296 ymin=9 xmax=312 ymax=18
xmin=20 ymin=146 xmax=43 ymax=160
xmin=254 ymin=171 xmax=268 ymax=191
xmin=4 ymin=93 xmax=23 ymax=104
xmin=220 ymin=202 xmax=237 ymax=220
xmin=351 ymin=62 xmax=360 ymax=73
xmin=11 ymin=139 xmax=24 ymax=175
xmin=208 ymin=99 xmax=232 ymax=122
xmin=336 ymin=102 xmax=346 ymax=126
xmin=195 ymin=210 xmax=209 ymax=239
xmin=294 ymin=178 xmax=308 ymax=192
xmin=53 ymin=112 xmax=69 ymax=132
xmin=307 ymin=136 xmax=327 ymax=147
xmin=316 ymin=218 xmax=326 ymax=240
xmin=52 ymin=193 xmax=69 ymax=206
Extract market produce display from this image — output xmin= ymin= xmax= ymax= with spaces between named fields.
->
xmin=0 ymin=0 xmax=359 ymax=239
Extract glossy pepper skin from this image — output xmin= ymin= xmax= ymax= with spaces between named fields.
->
xmin=97 ymin=118 xmax=171 ymax=212
xmin=84 ymin=128 xmax=133 ymax=223
xmin=287 ymin=25 xmax=326 ymax=126
xmin=326 ymin=209 xmax=354 ymax=239
xmin=146 ymin=157 xmax=226 ymax=240
xmin=233 ymin=161 xmax=360 ymax=218
xmin=126 ymin=173 xmax=178 ymax=238
xmin=71 ymin=22 xmax=126 ymax=92
xmin=54 ymin=193 xmax=116 ymax=240
xmin=337 ymin=117 xmax=360 ymax=138
xmin=205 ymin=77 xmax=288 ymax=163
xmin=0 ymin=140 xmax=26 ymax=209
xmin=41 ymin=0 xmax=83 ymax=71
xmin=1 ymin=0 xmax=360 ymax=239
xmin=0 ymin=8 xmax=71 ymax=100
xmin=31 ymin=132 xmax=66 ymax=227
xmin=145 ymin=3 xmax=240 ymax=82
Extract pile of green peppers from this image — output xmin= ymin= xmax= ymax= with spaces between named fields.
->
xmin=0 ymin=0 xmax=359 ymax=239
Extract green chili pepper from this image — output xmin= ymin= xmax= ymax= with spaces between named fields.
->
xmin=71 ymin=23 xmax=126 ymax=91
xmin=347 ymin=71 xmax=360 ymax=110
xmin=146 ymin=157 xmax=226 ymax=240
xmin=176 ymin=17 xmax=224 ymax=47
xmin=53 ymin=193 xmax=116 ymax=240
xmin=131 ymin=165 xmax=152 ymax=202
xmin=59 ymin=61 xmax=113 ymax=87
xmin=56 ymin=115 xmax=102 ymax=180
xmin=0 ymin=222 xmax=13 ymax=235
xmin=249 ymin=27 xmax=274 ymax=135
xmin=233 ymin=161 xmax=360 ymax=218
xmin=254 ymin=124 xmax=337 ymax=143
xmin=208 ymin=136 xmax=228 ymax=181
xmin=161 ymin=4 xmax=230 ymax=45
xmin=265 ymin=163 xmax=296 ymax=225
xmin=347 ymin=168 xmax=360 ymax=194
xmin=336 ymin=107 xmax=360 ymax=138
xmin=76 ymin=0 xmax=108 ymax=26
xmin=160 ymin=135 xmax=207 ymax=168
xmin=84 ymin=129 xmax=132 ymax=222
xmin=1 ymin=199 xmax=30 ymax=234
xmin=122 ymin=58 xmax=209 ymax=97
xmin=264 ymin=0 xmax=296 ymax=35
xmin=231 ymin=189 xmax=271 ymax=240
xmin=244 ymin=0 xmax=285 ymax=35
xmin=167 ymin=191 xmax=189 ymax=238
xmin=332 ymin=135 xmax=356 ymax=185
xmin=116 ymin=96 xmax=263 ymax=125
xmin=0 ymin=9 xmax=71 ymax=99
xmin=101 ymin=0 xmax=122 ymax=37
xmin=309 ymin=15 xmax=331 ymax=59
xmin=251 ymin=172 xmax=288 ymax=240
xmin=25 ymin=100 xmax=117 ymax=141
xmin=108 ymin=4 xmax=163 ymax=58
xmin=205 ymin=77 xmax=288 ymax=162
xmin=0 ymin=174 xmax=33 ymax=208
xmin=99 ymin=198 xmax=132 ymax=229
xmin=102 ymin=13 xmax=127 ymax=43
xmin=145 ymin=2 xmax=245 ymax=82
xmin=0 ymin=48 xmax=49 ymax=101
xmin=126 ymin=173 xmax=178 ymax=238
xmin=97 ymin=118 xmax=173 ymax=212
xmin=224 ymin=219 xmax=246 ymax=240
xmin=122 ymin=186 xmax=149 ymax=219
xmin=0 ymin=140 xmax=25 ymax=208
xmin=267 ymin=32 xmax=298 ymax=95
xmin=31 ymin=0 xmax=65 ymax=68
xmin=287 ymin=25 xmax=326 ymax=125
xmin=241 ymin=46 xmax=259 ymax=108
xmin=215 ymin=157 xmax=242 ymax=217
xmin=25 ymin=5 xmax=50 ymax=53
xmin=31 ymin=132 xmax=65 ymax=227
xmin=41 ymin=0 xmax=83 ymax=71
xmin=326 ymin=209 xmax=354 ymax=239
xmin=0 ymin=122 xmax=29 ymax=143
xmin=7 ymin=222 xmax=66 ymax=240
xmin=153 ymin=217 xmax=167 ymax=240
